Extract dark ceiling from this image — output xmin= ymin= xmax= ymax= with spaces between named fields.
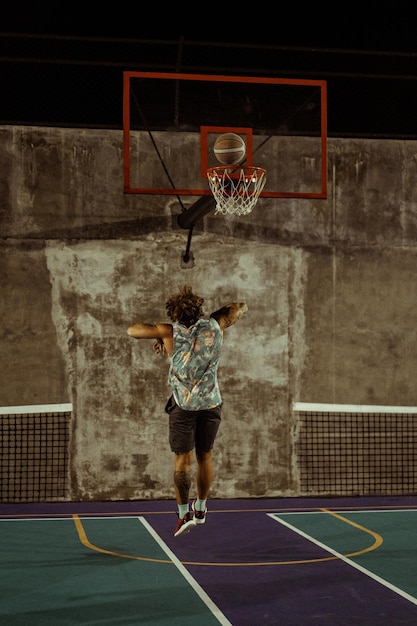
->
xmin=2 ymin=15 xmax=417 ymax=139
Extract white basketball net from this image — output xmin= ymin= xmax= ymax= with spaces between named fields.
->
xmin=207 ymin=166 xmax=267 ymax=216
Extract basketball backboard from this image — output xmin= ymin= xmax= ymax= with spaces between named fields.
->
xmin=123 ymin=72 xmax=327 ymax=199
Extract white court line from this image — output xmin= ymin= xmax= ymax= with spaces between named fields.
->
xmin=268 ymin=511 xmax=417 ymax=606
xmin=139 ymin=516 xmax=232 ymax=626
xmin=0 ymin=516 xmax=141 ymax=522
xmin=0 ymin=515 xmax=232 ymax=625
xmin=270 ymin=509 xmax=417 ymax=516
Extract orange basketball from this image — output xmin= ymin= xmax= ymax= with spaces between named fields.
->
xmin=213 ymin=133 xmax=246 ymax=165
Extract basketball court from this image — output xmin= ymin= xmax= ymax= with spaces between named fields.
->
xmin=2 ymin=56 xmax=417 ymax=626
xmin=2 ymin=497 xmax=417 ymax=625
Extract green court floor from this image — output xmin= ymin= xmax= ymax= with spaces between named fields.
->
xmin=0 ymin=516 xmax=229 ymax=625
xmin=272 ymin=509 xmax=417 ymax=602
xmin=2 ymin=504 xmax=417 ymax=625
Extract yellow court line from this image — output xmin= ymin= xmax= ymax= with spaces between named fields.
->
xmin=321 ymin=508 xmax=384 ymax=556
xmin=72 ymin=511 xmax=382 ymax=567
xmin=73 ymin=514 xmax=172 ymax=564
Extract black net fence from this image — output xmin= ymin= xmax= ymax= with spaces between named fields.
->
xmin=0 ymin=405 xmax=71 ymax=503
xmin=295 ymin=404 xmax=417 ymax=496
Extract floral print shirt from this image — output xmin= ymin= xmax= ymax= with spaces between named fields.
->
xmin=168 ymin=318 xmax=223 ymax=410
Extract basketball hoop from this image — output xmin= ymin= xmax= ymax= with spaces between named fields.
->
xmin=207 ymin=166 xmax=267 ymax=216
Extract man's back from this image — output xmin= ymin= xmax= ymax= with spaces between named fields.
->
xmin=169 ymin=318 xmax=223 ymax=410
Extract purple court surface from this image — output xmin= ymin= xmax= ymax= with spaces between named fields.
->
xmin=2 ymin=496 xmax=417 ymax=625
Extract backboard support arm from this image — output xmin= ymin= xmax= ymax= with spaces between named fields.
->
xmin=177 ymin=195 xmax=216 ymax=229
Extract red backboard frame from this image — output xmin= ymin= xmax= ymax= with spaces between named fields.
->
xmin=123 ymin=71 xmax=327 ymax=199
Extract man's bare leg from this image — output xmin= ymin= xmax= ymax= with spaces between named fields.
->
xmin=196 ymin=450 xmax=213 ymax=499
xmin=173 ymin=451 xmax=196 ymax=536
xmin=174 ymin=451 xmax=193 ymax=504
xmin=192 ymin=450 xmax=212 ymax=523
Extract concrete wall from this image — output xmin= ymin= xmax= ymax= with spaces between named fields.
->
xmin=1 ymin=125 xmax=417 ymax=501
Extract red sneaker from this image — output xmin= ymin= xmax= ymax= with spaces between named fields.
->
xmin=173 ymin=511 xmax=197 ymax=537
xmin=192 ymin=500 xmax=207 ymax=525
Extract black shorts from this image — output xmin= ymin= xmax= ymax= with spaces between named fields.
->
xmin=165 ymin=395 xmax=221 ymax=454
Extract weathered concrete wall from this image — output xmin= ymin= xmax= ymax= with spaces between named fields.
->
xmin=1 ymin=125 xmax=417 ymax=500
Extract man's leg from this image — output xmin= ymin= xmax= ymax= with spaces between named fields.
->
xmin=192 ymin=450 xmax=212 ymax=524
xmin=173 ymin=451 xmax=196 ymax=537
xmin=168 ymin=402 xmax=197 ymax=536
xmin=195 ymin=449 xmax=213 ymax=500
xmin=174 ymin=450 xmax=193 ymax=505
xmin=192 ymin=410 xmax=220 ymax=524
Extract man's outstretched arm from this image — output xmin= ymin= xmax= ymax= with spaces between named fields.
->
xmin=127 ymin=322 xmax=173 ymax=355
xmin=210 ymin=302 xmax=248 ymax=330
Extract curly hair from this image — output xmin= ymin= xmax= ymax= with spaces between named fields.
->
xmin=165 ymin=285 xmax=205 ymax=327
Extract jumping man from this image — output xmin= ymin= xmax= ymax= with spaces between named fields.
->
xmin=127 ymin=285 xmax=248 ymax=536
